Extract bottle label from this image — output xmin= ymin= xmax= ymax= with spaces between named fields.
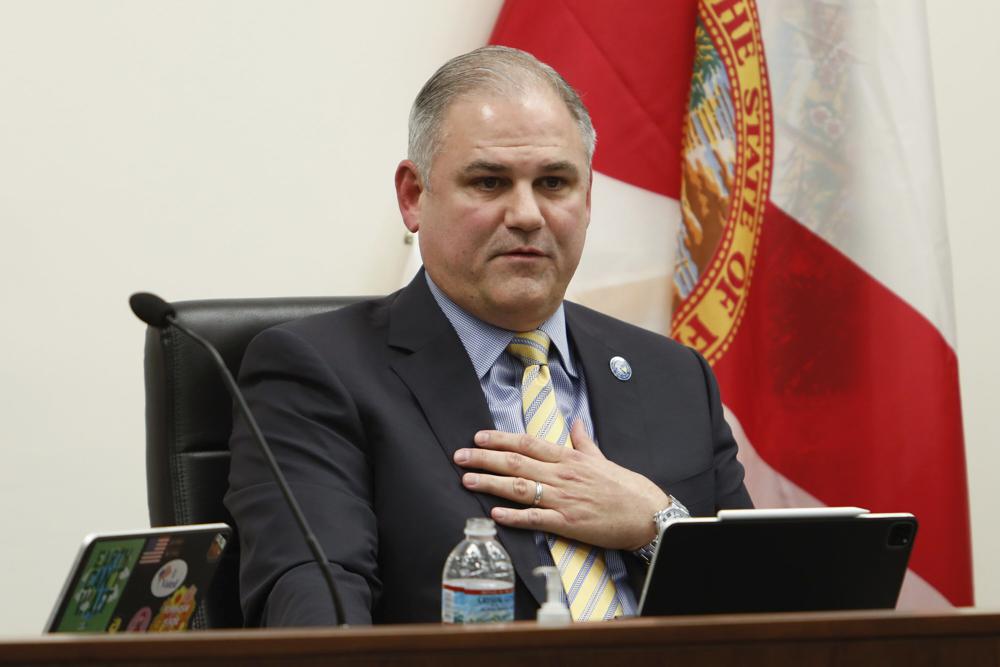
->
xmin=441 ymin=581 xmax=514 ymax=623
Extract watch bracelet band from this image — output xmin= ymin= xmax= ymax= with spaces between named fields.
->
xmin=635 ymin=495 xmax=690 ymax=564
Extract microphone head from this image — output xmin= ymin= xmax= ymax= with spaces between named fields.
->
xmin=129 ymin=292 xmax=176 ymax=328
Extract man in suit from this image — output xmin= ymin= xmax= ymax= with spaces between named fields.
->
xmin=225 ymin=46 xmax=751 ymax=627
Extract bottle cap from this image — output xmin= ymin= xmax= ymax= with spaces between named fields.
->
xmin=533 ymin=566 xmax=572 ymax=625
xmin=464 ymin=517 xmax=497 ymax=537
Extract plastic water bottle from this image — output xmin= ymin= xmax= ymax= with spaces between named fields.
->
xmin=441 ymin=518 xmax=515 ymax=623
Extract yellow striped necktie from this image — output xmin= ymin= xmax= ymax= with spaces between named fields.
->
xmin=507 ymin=330 xmax=622 ymax=621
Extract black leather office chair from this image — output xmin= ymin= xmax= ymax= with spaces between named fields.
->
xmin=141 ymin=296 xmax=364 ymax=628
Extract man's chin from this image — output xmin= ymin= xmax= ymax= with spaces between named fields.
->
xmin=481 ymin=280 xmax=566 ymax=330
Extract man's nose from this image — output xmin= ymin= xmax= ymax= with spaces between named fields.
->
xmin=504 ymin=182 xmax=545 ymax=231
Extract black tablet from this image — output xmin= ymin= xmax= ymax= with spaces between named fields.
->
xmin=638 ymin=508 xmax=916 ymax=616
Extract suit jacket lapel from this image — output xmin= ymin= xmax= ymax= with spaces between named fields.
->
xmin=566 ymin=304 xmax=653 ymax=475
xmin=386 ymin=272 xmax=546 ymax=607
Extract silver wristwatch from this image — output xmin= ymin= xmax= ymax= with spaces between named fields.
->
xmin=635 ymin=495 xmax=690 ymax=564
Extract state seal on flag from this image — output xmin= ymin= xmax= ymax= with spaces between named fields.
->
xmin=671 ymin=0 xmax=773 ymax=365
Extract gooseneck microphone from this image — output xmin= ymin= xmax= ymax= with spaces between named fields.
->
xmin=129 ymin=292 xmax=348 ymax=627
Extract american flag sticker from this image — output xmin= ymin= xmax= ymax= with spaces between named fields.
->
xmin=139 ymin=536 xmax=170 ymax=565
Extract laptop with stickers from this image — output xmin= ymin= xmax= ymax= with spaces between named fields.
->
xmin=45 ymin=523 xmax=232 ymax=633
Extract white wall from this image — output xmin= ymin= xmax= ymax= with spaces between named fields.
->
xmin=0 ymin=0 xmax=504 ymax=636
xmin=0 ymin=1 xmax=995 ymax=637
xmin=926 ymin=0 xmax=1000 ymax=607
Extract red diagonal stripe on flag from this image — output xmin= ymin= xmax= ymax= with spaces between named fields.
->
xmin=714 ymin=202 xmax=972 ymax=604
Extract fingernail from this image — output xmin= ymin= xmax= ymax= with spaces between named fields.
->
xmin=454 ymin=449 xmax=469 ymax=463
xmin=493 ymin=508 xmax=507 ymax=520
xmin=475 ymin=431 xmax=490 ymax=445
xmin=463 ymin=473 xmax=479 ymax=487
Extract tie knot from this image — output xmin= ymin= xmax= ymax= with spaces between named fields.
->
xmin=508 ymin=330 xmax=551 ymax=368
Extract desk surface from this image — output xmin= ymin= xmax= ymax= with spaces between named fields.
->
xmin=4 ymin=609 xmax=1000 ymax=667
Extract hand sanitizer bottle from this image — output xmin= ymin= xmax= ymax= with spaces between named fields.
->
xmin=533 ymin=566 xmax=572 ymax=625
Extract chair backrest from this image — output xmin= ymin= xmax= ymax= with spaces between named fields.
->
xmin=142 ymin=296 xmax=365 ymax=627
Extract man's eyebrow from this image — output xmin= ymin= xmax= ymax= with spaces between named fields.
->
xmin=463 ymin=160 xmax=509 ymax=174
xmin=461 ymin=160 xmax=581 ymax=176
xmin=540 ymin=161 xmax=579 ymax=175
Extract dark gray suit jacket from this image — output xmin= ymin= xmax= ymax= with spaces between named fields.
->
xmin=224 ymin=272 xmax=751 ymax=626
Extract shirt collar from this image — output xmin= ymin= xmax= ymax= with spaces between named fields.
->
xmin=425 ymin=273 xmax=577 ymax=380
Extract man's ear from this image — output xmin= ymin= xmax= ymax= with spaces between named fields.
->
xmin=395 ymin=160 xmax=424 ymax=233
xmin=585 ymin=167 xmax=594 ymax=224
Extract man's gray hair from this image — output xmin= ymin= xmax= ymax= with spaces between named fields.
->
xmin=408 ymin=45 xmax=596 ymax=184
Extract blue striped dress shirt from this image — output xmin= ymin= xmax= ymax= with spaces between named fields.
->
xmin=426 ymin=274 xmax=638 ymax=615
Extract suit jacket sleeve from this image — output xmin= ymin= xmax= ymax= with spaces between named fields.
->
xmin=224 ymin=324 xmax=379 ymax=626
xmin=692 ymin=348 xmax=753 ymax=510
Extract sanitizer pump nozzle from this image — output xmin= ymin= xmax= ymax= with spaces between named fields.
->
xmin=533 ymin=566 xmax=572 ymax=625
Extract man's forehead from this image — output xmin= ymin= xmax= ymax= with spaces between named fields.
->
xmin=433 ymin=90 xmax=586 ymax=169
xmin=441 ymin=87 xmax=578 ymax=138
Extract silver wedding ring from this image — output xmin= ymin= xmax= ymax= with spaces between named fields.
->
xmin=532 ymin=480 xmax=544 ymax=506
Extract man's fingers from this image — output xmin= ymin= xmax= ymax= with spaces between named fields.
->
xmin=569 ymin=419 xmax=605 ymax=458
xmin=491 ymin=506 xmax=564 ymax=532
xmin=462 ymin=472 xmax=546 ymax=506
xmin=473 ymin=430 xmax=564 ymax=462
xmin=454 ymin=446 xmax=548 ymax=480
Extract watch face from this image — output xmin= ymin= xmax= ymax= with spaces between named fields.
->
xmin=657 ymin=509 xmax=682 ymax=527
xmin=656 ymin=500 xmax=690 ymax=530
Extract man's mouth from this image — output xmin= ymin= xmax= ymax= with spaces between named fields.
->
xmin=499 ymin=246 xmax=547 ymax=258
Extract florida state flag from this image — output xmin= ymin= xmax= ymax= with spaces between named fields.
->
xmin=492 ymin=0 xmax=972 ymax=607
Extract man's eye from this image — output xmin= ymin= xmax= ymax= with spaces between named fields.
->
xmin=477 ymin=177 xmax=501 ymax=191
xmin=540 ymin=176 xmax=565 ymax=190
